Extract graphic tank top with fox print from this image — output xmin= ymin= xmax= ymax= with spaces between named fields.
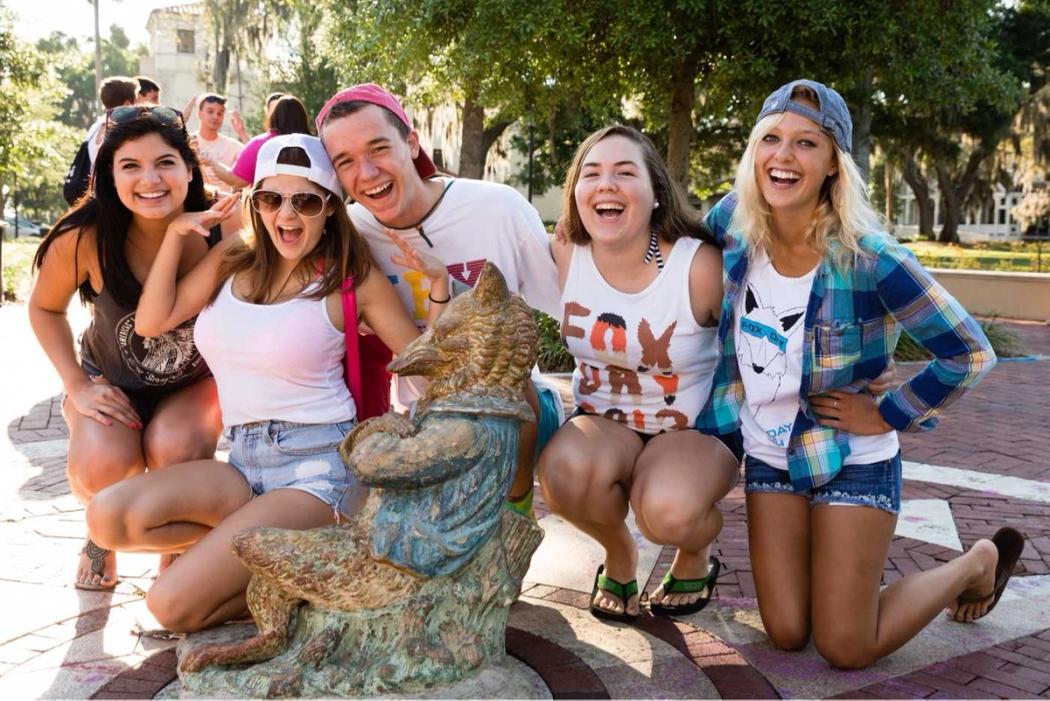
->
xmin=561 ymin=237 xmax=718 ymax=435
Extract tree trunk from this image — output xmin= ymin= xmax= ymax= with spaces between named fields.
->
xmin=666 ymin=50 xmax=701 ymax=187
xmin=935 ymin=164 xmax=960 ymax=244
xmin=884 ymin=156 xmax=894 ymax=225
xmin=901 ymin=154 xmax=934 ymax=239
xmin=850 ymin=71 xmax=875 ymax=183
xmin=458 ymin=91 xmax=486 ymax=180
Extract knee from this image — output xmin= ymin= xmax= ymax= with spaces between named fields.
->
xmin=537 ymin=456 xmax=591 ymax=509
xmin=813 ymin=630 xmax=875 ymax=669
xmin=146 ymin=581 xmax=207 ymax=634
xmin=85 ymin=484 xmax=142 ymax=550
xmin=765 ymin=620 xmax=811 ymax=652
xmin=68 ymin=449 xmax=143 ymax=497
xmin=144 ymin=424 xmax=215 ymax=468
xmin=635 ymin=496 xmax=717 ymax=546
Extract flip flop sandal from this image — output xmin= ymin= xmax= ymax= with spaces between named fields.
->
xmin=74 ymin=538 xmax=119 ymax=591
xmin=590 ymin=564 xmax=639 ymax=623
xmin=648 ymin=555 xmax=721 ymax=617
xmin=955 ymin=526 xmax=1025 ymax=621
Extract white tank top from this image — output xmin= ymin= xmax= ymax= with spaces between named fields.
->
xmin=561 ymin=237 xmax=718 ymax=435
xmin=194 ymin=277 xmax=356 ymax=427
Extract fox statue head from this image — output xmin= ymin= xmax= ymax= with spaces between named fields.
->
xmin=388 ymin=263 xmax=539 ymax=415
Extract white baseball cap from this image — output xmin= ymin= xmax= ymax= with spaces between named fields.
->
xmin=253 ymin=133 xmax=342 ymax=195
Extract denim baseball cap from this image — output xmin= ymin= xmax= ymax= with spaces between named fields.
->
xmin=315 ymin=83 xmax=437 ymax=179
xmin=757 ymin=79 xmax=853 ymax=154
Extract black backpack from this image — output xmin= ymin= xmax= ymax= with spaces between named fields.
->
xmin=62 ymin=140 xmax=91 ymax=206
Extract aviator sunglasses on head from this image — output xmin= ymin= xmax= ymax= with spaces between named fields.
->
xmin=249 ymin=190 xmax=330 ymax=218
xmin=106 ymin=105 xmax=186 ymax=131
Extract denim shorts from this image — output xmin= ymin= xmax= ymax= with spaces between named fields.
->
xmin=744 ymin=452 xmax=902 ymax=514
xmin=226 ymin=420 xmax=363 ymax=519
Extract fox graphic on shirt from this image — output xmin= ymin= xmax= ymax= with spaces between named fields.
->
xmin=738 ymin=283 xmax=805 ymax=434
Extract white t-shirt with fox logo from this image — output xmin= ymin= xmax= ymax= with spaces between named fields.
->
xmin=735 ymin=248 xmax=897 ymax=471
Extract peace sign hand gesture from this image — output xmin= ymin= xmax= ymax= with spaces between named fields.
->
xmin=383 ymin=228 xmax=446 ymax=281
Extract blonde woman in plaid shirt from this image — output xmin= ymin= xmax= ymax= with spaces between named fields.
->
xmin=699 ymin=80 xmax=1024 ymax=669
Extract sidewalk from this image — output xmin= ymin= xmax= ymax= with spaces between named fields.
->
xmin=1 ymin=302 xmax=1048 ymax=698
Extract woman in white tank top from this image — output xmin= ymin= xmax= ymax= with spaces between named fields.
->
xmin=538 ymin=126 xmax=741 ymax=622
xmin=83 ymin=134 xmax=450 ymax=634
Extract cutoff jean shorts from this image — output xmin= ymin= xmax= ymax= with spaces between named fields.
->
xmin=225 ymin=419 xmax=364 ymax=519
xmin=744 ymin=451 xmax=903 ymax=515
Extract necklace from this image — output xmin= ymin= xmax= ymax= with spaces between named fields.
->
xmin=643 ymin=230 xmax=665 ymax=271
xmin=375 ymin=179 xmax=454 ymax=248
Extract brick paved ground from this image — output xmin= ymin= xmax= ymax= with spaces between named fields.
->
xmin=2 ymin=307 xmax=1048 ymax=698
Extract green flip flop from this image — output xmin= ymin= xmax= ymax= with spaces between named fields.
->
xmin=648 ymin=555 xmax=721 ymax=617
xmin=590 ymin=564 xmax=639 ymax=623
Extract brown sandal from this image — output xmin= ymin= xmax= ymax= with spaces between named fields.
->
xmin=955 ymin=527 xmax=1025 ymax=621
xmin=75 ymin=538 xmax=118 ymax=591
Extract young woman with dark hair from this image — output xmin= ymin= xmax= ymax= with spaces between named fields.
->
xmin=30 ymin=106 xmax=242 ymax=590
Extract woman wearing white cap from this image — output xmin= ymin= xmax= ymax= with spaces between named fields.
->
xmin=700 ymin=79 xmax=1022 ymax=667
xmin=85 ymin=133 xmax=450 ymax=633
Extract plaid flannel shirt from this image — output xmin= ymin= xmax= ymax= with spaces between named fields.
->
xmin=698 ymin=192 xmax=997 ymax=490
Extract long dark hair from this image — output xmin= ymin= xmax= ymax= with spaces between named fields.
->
xmin=34 ymin=113 xmax=209 ymax=308
xmin=216 ymin=146 xmax=375 ymax=303
xmin=269 ymin=95 xmax=312 ymax=136
xmin=561 ymin=125 xmax=715 ymax=247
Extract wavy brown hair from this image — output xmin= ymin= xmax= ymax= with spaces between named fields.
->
xmin=215 ymin=146 xmax=375 ymax=303
xmin=561 ymin=125 xmax=714 ymax=247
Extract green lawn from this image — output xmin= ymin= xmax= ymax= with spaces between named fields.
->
xmin=1 ymin=236 xmax=42 ymax=303
xmin=905 ymin=240 xmax=1050 ymax=273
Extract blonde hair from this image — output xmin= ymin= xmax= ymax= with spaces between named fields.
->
xmin=730 ymin=88 xmax=884 ymax=268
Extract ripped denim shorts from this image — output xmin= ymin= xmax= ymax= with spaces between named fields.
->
xmin=226 ymin=420 xmax=365 ymax=520
xmin=744 ymin=452 xmax=902 ymax=515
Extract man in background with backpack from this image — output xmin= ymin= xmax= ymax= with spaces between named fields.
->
xmin=63 ymin=76 xmax=137 ymax=205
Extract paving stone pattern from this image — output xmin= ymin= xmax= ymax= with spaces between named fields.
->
xmin=2 ymin=311 xmax=1049 ymax=698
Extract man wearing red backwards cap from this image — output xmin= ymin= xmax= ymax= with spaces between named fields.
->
xmin=317 ymin=84 xmax=561 ymax=518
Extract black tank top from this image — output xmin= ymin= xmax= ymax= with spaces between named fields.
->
xmin=79 ymin=226 xmax=222 ymax=393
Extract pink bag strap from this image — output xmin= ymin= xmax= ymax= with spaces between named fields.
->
xmin=341 ymin=276 xmax=364 ymax=414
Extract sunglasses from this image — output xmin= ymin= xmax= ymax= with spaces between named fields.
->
xmin=106 ymin=105 xmax=186 ymax=131
xmin=249 ymin=190 xmax=330 ymax=218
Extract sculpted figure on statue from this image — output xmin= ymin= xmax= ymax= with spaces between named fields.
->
xmin=177 ymin=263 xmax=545 ymax=698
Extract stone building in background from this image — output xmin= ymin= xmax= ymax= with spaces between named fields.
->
xmin=137 ymin=3 xmax=261 ymax=136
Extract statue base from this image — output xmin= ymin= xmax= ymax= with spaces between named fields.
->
xmin=177 ymin=511 xmax=543 ymax=698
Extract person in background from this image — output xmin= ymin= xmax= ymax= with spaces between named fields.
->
xmin=209 ymin=95 xmax=312 ymax=190
xmin=135 ymin=76 xmax=161 ymax=105
xmin=85 ymin=77 xmax=137 ymax=167
xmin=192 ymin=94 xmax=245 ymax=191
xmin=263 ymin=91 xmax=285 ymax=129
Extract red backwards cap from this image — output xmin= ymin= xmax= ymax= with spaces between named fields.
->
xmin=315 ymin=83 xmax=437 ymax=179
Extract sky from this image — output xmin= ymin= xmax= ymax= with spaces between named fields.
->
xmin=5 ymin=0 xmax=199 ymax=47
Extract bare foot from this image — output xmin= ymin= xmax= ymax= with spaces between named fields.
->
xmin=76 ymin=540 xmax=118 ymax=590
xmin=593 ymin=536 xmax=639 ymax=618
xmin=650 ymin=547 xmax=711 ymax=609
xmin=947 ymin=538 xmax=998 ymax=622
